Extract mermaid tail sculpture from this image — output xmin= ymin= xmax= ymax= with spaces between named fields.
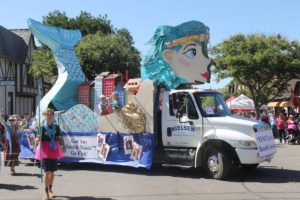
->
xmin=27 ymin=19 xmax=85 ymax=115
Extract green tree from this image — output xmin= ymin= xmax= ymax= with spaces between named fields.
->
xmin=29 ymin=49 xmax=56 ymax=79
xmin=42 ymin=10 xmax=113 ymax=36
xmin=211 ymin=34 xmax=300 ymax=112
xmin=31 ymin=10 xmax=140 ymax=80
xmin=76 ymin=32 xmax=140 ymax=79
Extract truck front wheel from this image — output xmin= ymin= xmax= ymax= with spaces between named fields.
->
xmin=205 ymin=147 xmax=231 ymax=180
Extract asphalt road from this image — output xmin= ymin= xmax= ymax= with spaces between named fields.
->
xmin=0 ymin=141 xmax=300 ymax=200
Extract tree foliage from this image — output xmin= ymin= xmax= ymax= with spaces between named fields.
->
xmin=30 ymin=49 xmax=56 ymax=79
xmin=42 ymin=10 xmax=113 ymax=36
xmin=76 ymin=32 xmax=140 ymax=80
xmin=31 ymin=10 xmax=140 ymax=80
xmin=210 ymin=34 xmax=300 ymax=111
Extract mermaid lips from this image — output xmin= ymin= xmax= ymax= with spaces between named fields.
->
xmin=200 ymin=72 xmax=209 ymax=79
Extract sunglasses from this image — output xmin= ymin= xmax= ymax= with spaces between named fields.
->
xmin=9 ymin=119 xmax=16 ymax=121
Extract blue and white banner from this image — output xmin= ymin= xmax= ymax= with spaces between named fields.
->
xmin=20 ymin=130 xmax=154 ymax=169
xmin=19 ymin=129 xmax=37 ymax=159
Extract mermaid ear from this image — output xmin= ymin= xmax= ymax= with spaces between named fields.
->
xmin=162 ymin=49 xmax=173 ymax=65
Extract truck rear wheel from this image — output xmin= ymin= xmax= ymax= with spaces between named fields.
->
xmin=205 ymin=147 xmax=231 ymax=180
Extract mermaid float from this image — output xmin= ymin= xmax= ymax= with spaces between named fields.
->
xmin=21 ymin=19 xmax=211 ymax=169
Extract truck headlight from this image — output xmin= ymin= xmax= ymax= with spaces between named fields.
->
xmin=237 ymin=140 xmax=257 ymax=149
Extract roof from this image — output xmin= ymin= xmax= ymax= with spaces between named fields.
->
xmin=123 ymin=78 xmax=141 ymax=89
xmin=225 ymin=96 xmax=237 ymax=103
xmin=227 ymin=94 xmax=255 ymax=110
xmin=279 ymin=79 xmax=300 ymax=99
xmin=95 ymin=72 xmax=110 ymax=79
xmin=105 ymin=74 xmax=120 ymax=79
xmin=10 ymin=29 xmax=32 ymax=46
xmin=0 ymin=26 xmax=29 ymax=63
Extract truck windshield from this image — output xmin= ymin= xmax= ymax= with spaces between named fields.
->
xmin=193 ymin=92 xmax=232 ymax=117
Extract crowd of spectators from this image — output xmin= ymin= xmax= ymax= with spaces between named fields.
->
xmin=236 ymin=109 xmax=300 ymax=144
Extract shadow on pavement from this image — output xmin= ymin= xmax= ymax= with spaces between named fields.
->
xmin=12 ymin=172 xmax=41 ymax=178
xmin=227 ymin=166 xmax=300 ymax=183
xmin=55 ymin=196 xmax=114 ymax=200
xmin=0 ymin=183 xmax=38 ymax=191
xmin=58 ymin=162 xmax=204 ymax=179
xmin=58 ymin=162 xmax=300 ymax=183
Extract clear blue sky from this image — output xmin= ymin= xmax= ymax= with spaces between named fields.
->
xmin=1 ymin=0 xmax=300 ymax=89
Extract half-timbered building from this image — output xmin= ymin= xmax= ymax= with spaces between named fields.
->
xmin=0 ymin=26 xmax=51 ymax=117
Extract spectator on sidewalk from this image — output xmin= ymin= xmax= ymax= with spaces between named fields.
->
xmin=276 ymin=112 xmax=287 ymax=143
xmin=269 ymin=111 xmax=278 ymax=139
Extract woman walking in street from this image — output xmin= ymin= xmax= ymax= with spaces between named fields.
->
xmin=4 ymin=114 xmax=21 ymax=175
xmin=35 ymin=108 xmax=65 ymax=200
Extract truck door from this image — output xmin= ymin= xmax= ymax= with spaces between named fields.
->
xmin=161 ymin=91 xmax=202 ymax=148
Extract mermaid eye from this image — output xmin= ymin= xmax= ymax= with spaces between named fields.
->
xmin=184 ymin=48 xmax=197 ymax=58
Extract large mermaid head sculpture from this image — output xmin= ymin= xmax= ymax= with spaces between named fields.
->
xmin=141 ymin=21 xmax=211 ymax=89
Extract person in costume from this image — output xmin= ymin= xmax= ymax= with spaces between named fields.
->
xmin=141 ymin=20 xmax=211 ymax=90
xmin=4 ymin=115 xmax=21 ymax=175
xmin=35 ymin=108 xmax=65 ymax=200
xmin=98 ymin=95 xmax=110 ymax=115
xmin=110 ymin=92 xmax=121 ymax=111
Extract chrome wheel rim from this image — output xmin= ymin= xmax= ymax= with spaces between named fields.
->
xmin=207 ymin=154 xmax=220 ymax=174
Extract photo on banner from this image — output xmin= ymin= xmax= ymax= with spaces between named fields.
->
xmin=123 ymin=135 xmax=134 ymax=155
xmin=130 ymin=142 xmax=143 ymax=161
xmin=98 ymin=143 xmax=110 ymax=161
xmin=27 ymin=133 xmax=36 ymax=150
xmin=97 ymin=133 xmax=106 ymax=147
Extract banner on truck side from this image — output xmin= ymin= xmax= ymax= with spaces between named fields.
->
xmin=19 ymin=130 xmax=154 ymax=169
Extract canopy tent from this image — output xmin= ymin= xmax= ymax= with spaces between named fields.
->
xmin=267 ymin=101 xmax=292 ymax=107
xmin=227 ymin=94 xmax=255 ymax=113
xmin=225 ymin=96 xmax=236 ymax=103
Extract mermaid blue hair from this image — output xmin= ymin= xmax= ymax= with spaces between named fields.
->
xmin=141 ymin=20 xmax=210 ymax=89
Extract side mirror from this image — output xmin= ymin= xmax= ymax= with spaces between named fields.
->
xmin=179 ymin=115 xmax=194 ymax=126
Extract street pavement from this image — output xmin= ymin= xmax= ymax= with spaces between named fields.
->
xmin=0 ymin=140 xmax=300 ymax=200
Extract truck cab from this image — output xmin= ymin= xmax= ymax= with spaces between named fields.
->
xmin=156 ymin=87 xmax=276 ymax=179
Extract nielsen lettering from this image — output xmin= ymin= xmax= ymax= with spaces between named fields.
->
xmin=171 ymin=126 xmax=195 ymax=132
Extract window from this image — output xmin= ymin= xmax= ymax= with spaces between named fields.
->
xmin=169 ymin=94 xmax=175 ymax=116
xmin=194 ymin=92 xmax=232 ymax=117
xmin=169 ymin=93 xmax=198 ymax=119
xmin=169 ymin=93 xmax=187 ymax=117
xmin=187 ymin=95 xmax=198 ymax=119
xmin=8 ymin=92 xmax=14 ymax=114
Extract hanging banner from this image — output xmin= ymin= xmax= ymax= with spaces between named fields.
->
xmin=19 ymin=130 xmax=154 ymax=169
xmin=255 ymin=129 xmax=277 ymax=157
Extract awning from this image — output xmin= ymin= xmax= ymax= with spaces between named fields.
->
xmin=267 ymin=101 xmax=292 ymax=107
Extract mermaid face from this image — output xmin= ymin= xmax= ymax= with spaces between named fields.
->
xmin=163 ymin=43 xmax=211 ymax=83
